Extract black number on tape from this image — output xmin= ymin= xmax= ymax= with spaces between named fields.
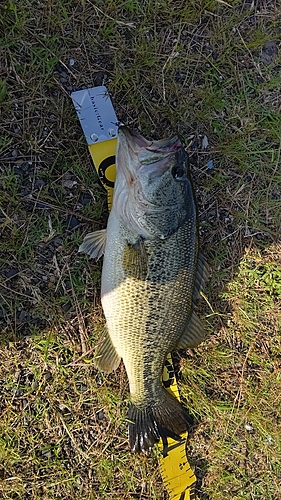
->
xmin=163 ymin=358 xmax=175 ymax=388
xmin=98 ymin=156 xmax=115 ymax=188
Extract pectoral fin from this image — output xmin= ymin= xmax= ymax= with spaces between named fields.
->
xmin=177 ymin=311 xmax=206 ymax=349
xmin=78 ymin=229 xmax=107 ymax=260
xmin=95 ymin=331 xmax=121 ymax=373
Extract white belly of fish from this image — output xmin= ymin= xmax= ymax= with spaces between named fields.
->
xmin=101 ymin=208 xmax=195 ymax=405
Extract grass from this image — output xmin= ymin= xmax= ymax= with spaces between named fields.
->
xmin=180 ymin=245 xmax=281 ymax=499
xmin=0 ymin=0 xmax=281 ymax=499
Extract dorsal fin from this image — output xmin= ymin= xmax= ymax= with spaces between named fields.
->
xmin=176 ymin=311 xmax=206 ymax=349
xmin=193 ymin=253 xmax=210 ymax=301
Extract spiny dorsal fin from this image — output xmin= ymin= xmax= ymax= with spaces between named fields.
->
xmin=177 ymin=311 xmax=206 ymax=349
xmin=94 ymin=331 xmax=121 ymax=373
xmin=193 ymin=253 xmax=210 ymax=301
xmin=78 ymin=229 xmax=107 ymax=260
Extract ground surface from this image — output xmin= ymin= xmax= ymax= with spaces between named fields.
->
xmin=0 ymin=1 xmax=281 ymax=499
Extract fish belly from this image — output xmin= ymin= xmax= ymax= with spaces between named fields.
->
xmin=101 ymin=208 xmax=197 ymax=406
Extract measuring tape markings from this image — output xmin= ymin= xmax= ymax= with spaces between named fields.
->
xmin=98 ymin=155 xmax=116 ymax=188
xmin=88 ymin=140 xmax=117 ymax=210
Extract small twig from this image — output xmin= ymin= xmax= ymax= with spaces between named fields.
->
xmin=236 ymin=27 xmax=263 ymax=78
xmin=161 ymin=32 xmax=181 ymax=102
xmin=87 ymin=0 xmax=136 ymax=28
xmin=0 ymin=281 xmax=38 ymax=300
xmin=215 ymin=0 xmax=233 ymax=7
xmin=58 ymin=413 xmax=90 ymax=460
xmin=22 ymin=196 xmax=97 ymax=223
xmin=266 ymin=142 xmax=281 ymax=225
xmin=24 ymin=29 xmax=77 ymax=79
xmin=53 ymin=77 xmax=74 ymax=98
xmin=65 ymin=346 xmax=95 ymax=366
xmin=225 ymin=343 xmax=253 ymax=435
xmin=221 ymin=226 xmax=242 ymax=241
xmin=200 ymin=291 xmax=220 ymax=317
xmin=67 ymin=263 xmax=89 ymax=355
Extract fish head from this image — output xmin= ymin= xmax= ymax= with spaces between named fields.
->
xmin=113 ymin=127 xmax=194 ymax=240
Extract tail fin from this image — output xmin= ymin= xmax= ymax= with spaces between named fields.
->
xmin=127 ymin=389 xmax=193 ymax=455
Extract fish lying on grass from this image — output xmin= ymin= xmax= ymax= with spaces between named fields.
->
xmin=79 ymin=127 xmax=208 ymax=453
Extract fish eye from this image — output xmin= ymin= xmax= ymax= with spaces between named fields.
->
xmin=172 ymin=166 xmax=185 ymax=179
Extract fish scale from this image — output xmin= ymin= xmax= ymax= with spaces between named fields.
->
xmin=102 ymin=215 xmax=197 ymax=386
xmin=80 ymin=127 xmax=206 ymax=453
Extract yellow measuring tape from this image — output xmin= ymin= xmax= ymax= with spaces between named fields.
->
xmin=72 ymin=87 xmax=196 ymax=499
xmin=88 ymin=141 xmax=117 ymax=211
xmin=160 ymin=353 xmax=196 ymax=500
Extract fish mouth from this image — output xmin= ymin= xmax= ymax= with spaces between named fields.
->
xmin=118 ymin=126 xmax=183 ymax=176
xmin=126 ymin=127 xmax=181 ymax=153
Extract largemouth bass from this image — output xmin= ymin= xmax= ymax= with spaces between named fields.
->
xmin=79 ymin=127 xmax=207 ymax=453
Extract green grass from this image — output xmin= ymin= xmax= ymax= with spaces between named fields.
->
xmin=180 ymin=246 xmax=281 ymax=499
xmin=1 ymin=0 xmax=281 ymax=499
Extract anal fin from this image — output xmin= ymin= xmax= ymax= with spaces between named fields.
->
xmin=95 ymin=331 xmax=121 ymax=373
